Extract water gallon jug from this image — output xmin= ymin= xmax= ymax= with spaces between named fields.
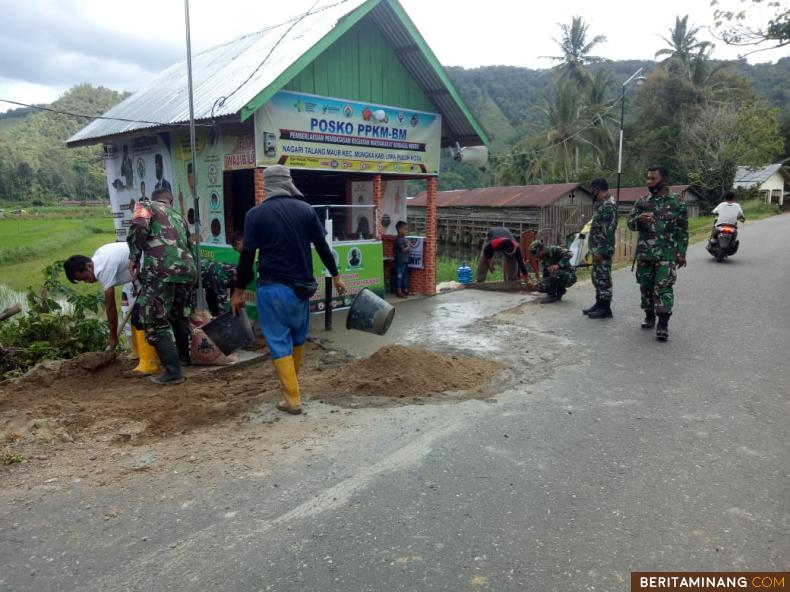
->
xmin=457 ymin=263 xmax=473 ymax=285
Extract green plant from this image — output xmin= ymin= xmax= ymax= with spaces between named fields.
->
xmin=1 ymin=451 xmax=24 ymax=465
xmin=0 ymin=262 xmax=108 ymax=378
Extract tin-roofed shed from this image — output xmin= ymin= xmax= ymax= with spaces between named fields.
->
xmin=408 ymin=183 xmax=595 ymax=245
xmin=68 ymin=0 xmax=488 ymax=301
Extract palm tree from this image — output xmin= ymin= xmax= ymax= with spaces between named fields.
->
xmin=524 ymin=80 xmax=595 ymax=181
xmin=655 ymin=15 xmax=713 ymax=78
xmin=582 ymin=69 xmax=618 ymax=167
xmin=544 ymin=16 xmax=607 ymax=87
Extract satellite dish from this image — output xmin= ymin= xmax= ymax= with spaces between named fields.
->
xmin=452 ymin=144 xmax=489 ymax=168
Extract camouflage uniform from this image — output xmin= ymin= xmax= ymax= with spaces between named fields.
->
xmin=200 ymin=261 xmax=237 ymax=316
xmin=537 ymin=245 xmax=577 ymax=295
xmin=127 ymin=195 xmax=196 ymax=344
xmin=626 ymin=191 xmax=688 ymax=314
xmin=588 ymin=196 xmax=617 ymax=303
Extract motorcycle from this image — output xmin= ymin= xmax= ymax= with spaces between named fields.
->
xmin=706 ymin=223 xmax=739 ymax=263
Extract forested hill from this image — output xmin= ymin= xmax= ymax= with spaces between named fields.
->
xmin=0 ymin=57 xmax=788 ymax=202
xmin=445 ymin=58 xmax=790 ymax=151
xmin=0 ymin=85 xmax=128 ymax=203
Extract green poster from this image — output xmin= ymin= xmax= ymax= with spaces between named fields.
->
xmin=171 ymin=129 xmax=226 ymax=245
xmin=199 ymin=241 xmax=385 ymax=318
xmin=310 ymin=241 xmax=384 ymax=313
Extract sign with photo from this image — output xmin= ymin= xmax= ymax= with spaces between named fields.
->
xmin=407 ymin=236 xmax=425 ymax=269
xmin=102 ymin=134 xmax=173 ymax=242
xmin=171 ymin=128 xmax=226 ymax=245
xmin=254 ymin=90 xmax=441 ymax=175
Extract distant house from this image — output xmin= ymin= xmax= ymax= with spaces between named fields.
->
xmin=408 ymin=183 xmax=595 ymax=245
xmin=733 ymin=164 xmax=790 ymax=206
xmin=615 ymin=185 xmax=702 ymax=217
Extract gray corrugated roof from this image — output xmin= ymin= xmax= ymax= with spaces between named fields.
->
xmin=68 ymin=0 xmax=368 ymax=146
xmin=68 ymin=0 xmax=487 ymax=148
xmin=733 ymin=164 xmax=787 ymax=188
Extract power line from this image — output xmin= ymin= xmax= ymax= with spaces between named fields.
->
xmin=211 ymin=0 xmax=346 ymax=119
xmin=0 ymin=98 xmax=211 ymax=128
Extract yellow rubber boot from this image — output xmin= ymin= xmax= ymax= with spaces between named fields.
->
xmin=128 ymin=327 xmax=139 ymax=360
xmin=132 ymin=328 xmax=160 ymax=375
xmin=272 ymin=356 xmax=302 ymax=414
xmin=292 ymin=345 xmax=305 ymax=374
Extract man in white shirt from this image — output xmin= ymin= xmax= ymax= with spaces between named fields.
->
xmin=712 ymin=191 xmax=745 ymax=228
xmin=64 ymin=242 xmax=133 ymax=350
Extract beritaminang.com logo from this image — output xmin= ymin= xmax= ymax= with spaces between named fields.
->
xmin=632 ymin=573 xmax=787 ymax=592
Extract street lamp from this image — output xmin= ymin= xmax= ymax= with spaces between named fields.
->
xmin=616 ymin=67 xmax=646 ymax=206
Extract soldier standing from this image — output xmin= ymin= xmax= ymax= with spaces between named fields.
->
xmin=584 ymin=178 xmax=618 ymax=319
xmin=128 ymin=188 xmax=197 ymax=384
xmin=626 ymin=165 xmax=688 ymax=342
xmin=529 ymin=240 xmax=577 ymax=304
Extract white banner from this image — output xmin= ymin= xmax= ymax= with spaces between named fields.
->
xmin=103 ymin=135 xmax=173 ymax=242
xmin=407 ymin=236 xmax=424 ymax=269
xmin=255 ymin=90 xmax=441 ymax=175
xmin=381 ymin=179 xmax=407 ymax=236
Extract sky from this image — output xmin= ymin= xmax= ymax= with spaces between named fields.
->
xmin=0 ymin=0 xmax=787 ymax=113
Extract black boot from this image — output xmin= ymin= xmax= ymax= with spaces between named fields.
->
xmin=656 ymin=313 xmax=670 ymax=342
xmin=641 ymin=310 xmax=656 ymax=329
xmin=587 ymin=300 xmax=612 ymax=319
xmin=172 ymin=321 xmax=192 ymax=367
xmin=583 ymin=299 xmax=601 ymax=315
xmin=539 ymin=291 xmax=560 ymax=304
xmin=150 ymin=337 xmax=185 ymax=385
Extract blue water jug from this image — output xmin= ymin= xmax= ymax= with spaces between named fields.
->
xmin=456 ymin=262 xmax=473 ymax=285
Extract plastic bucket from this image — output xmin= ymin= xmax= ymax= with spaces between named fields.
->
xmin=200 ymin=309 xmax=254 ymax=355
xmin=346 ymin=288 xmax=395 ymax=335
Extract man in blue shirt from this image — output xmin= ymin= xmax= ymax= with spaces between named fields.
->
xmin=231 ymin=166 xmax=346 ymax=415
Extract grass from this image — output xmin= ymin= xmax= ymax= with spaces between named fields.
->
xmin=0 ymin=210 xmax=115 ymax=293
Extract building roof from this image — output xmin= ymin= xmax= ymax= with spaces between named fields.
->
xmin=615 ymin=185 xmax=700 ymax=204
xmin=409 ymin=183 xmax=590 ymax=208
xmin=67 ymin=0 xmax=486 ymax=148
xmin=733 ymin=164 xmax=790 ymax=188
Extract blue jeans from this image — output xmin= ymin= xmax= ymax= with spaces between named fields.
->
xmin=256 ymin=283 xmax=309 ymax=360
xmin=395 ymin=263 xmax=409 ymax=293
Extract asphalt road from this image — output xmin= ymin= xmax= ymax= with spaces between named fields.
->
xmin=2 ymin=215 xmax=789 ymax=591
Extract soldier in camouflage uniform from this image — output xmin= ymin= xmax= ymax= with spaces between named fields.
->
xmin=529 ymin=240 xmax=577 ymax=304
xmin=584 ymin=178 xmax=618 ymax=319
xmin=626 ymin=165 xmax=688 ymax=342
xmin=128 ymin=188 xmax=197 ymax=384
xmin=199 ymin=260 xmax=238 ymax=316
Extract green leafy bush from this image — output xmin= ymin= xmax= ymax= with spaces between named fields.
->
xmin=0 ymin=262 xmax=107 ymax=378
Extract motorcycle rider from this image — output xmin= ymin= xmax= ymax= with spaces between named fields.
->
xmin=710 ymin=191 xmax=745 ymax=240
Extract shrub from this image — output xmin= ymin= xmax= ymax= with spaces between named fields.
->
xmin=0 ymin=262 xmax=107 ymax=378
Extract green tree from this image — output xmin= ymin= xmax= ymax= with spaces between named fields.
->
xmin=655 ymin=15 xmax=713 ymax=79
xmin=544 ymin=16 xmax=607 ymax=88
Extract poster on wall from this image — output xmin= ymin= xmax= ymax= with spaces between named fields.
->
xmin=103 ymin=135 xmax=173 ymax=242
xmin=350 ymin=180 xmax=374 ymax=239
xmin=171 ymin=128 xmax=226 ymax=245
xmin=254 ymin=90 xmax=441 ymax=175
xmin=407 ymin=236 xmax=424 ymax=269
xmin=223 ymin=130 xmax=256 ymax=170
xmin=310 ymin=241 xmax=385 ymax=313
xmin=381 ymin=179 xmax=407 ymax=236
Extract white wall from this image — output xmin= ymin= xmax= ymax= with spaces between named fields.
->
xmin=759 ymin=172 xmax=786 ymax=205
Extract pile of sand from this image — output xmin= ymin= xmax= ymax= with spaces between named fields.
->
xmin=305 ymin=344 xmax=502 ymax=398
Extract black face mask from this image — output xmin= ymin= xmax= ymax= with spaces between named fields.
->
xmin=648 ymin=185 xmax=662 ymax=195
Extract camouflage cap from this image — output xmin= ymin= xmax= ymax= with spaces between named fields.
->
xmin=529 ymin=239 xmax=544 ymax=255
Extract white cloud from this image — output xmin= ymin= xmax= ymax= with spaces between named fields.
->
xmin=0 ymin=0 xmax=787 ymax=113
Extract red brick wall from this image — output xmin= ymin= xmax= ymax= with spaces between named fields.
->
xmin=372 ymin=174 xmax=383 ymax=239
xmin=254 ymin=168 xmax=265 ymax=205
xmin=407 ymin=176 xmax=437 ymax=295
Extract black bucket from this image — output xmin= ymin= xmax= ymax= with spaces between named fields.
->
xmin=346 ymin=288 xmax=395 ymax=335
xmin=201 ymin=309 xmax=254 ymax=355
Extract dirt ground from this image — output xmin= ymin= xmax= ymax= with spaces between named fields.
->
xmin=0 ymin=341 xmax=505 ymax=495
